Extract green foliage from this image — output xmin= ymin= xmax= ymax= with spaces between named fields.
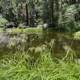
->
xmin=0 ymin=32 xmax=79 ymax=80
xmin=0 ymin=49 xmax=80 ymax=80
xmin=0 ymin=17 xmax=8 ymax=28
xmin=59 ymin=4 xmax=80 ymax=32
xmin=0 ymin=0 xmax=80 ymax=32
xmin=74 ymin=31 xmax=80 ymax=40
xmin=4 ymin=28 xmax=43 ymax=34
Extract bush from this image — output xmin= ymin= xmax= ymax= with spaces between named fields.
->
xmin=74 ymin=31 xmax=80 ymax=40
xmin=59 ymin=5 xmax=80 ymax=32
xmin=0 ymin=17 xmax=8 ymax=28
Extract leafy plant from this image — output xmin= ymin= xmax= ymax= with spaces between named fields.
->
xmin=0 ymin=17 xmax=8 ymax=28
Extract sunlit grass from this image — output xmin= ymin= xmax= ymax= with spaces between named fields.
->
xmin=0 ymin=28 xmax=43 ymax=34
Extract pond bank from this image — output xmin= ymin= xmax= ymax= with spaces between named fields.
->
xmin=0 ymin=29 xmax=80 ymax=59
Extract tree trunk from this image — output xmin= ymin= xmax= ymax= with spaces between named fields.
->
xmin=25 ymin=3 xmax=29 ymax=26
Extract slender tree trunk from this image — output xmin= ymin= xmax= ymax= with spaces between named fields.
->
xmin=25 ymin=3 xmax=29 ymax=26
xmin=50 ymin=0 xmax=54 ymax=26
xmin=48 ymin=0 xmax=59 ymax=27
xmin=48 ymin=0 xmax=54 ymax=27
xmin=29 ymin=4 xmax=35 ymax=27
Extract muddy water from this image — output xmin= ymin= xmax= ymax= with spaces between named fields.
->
xmin=0 ymin=32 xmax=80 ymax=58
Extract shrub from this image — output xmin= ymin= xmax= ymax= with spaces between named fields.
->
xmin=0 ymin=17 xmax=8 ymax=28
xmin=74 ymin=31 xmax=80 ymax=40
xmin=59 ymin=5 xmax=80 ymax=32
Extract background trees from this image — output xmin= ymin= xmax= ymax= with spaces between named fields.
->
xmin=0 ymin=0 xmax=80 ymax=32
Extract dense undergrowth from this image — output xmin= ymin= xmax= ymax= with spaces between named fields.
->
xmin=0 ymin=48 xmax=80 ymax=80
xmin=0 ymin=31 xmax=80 ymax=80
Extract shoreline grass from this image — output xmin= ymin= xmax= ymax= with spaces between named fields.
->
xmin=0 ymin=51 xmax=80 ymax=80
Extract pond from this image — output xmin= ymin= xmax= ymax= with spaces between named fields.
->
xmin=0 ymin=30 xmax=80 ymax=59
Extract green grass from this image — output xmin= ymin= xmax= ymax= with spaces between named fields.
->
xmin=0 ymin=28 xmax=43 ymax=34
xmin=0 ymin=29 xmax=80 ymax=80
xmin=0 ymin=50 xmax=80 ymax=80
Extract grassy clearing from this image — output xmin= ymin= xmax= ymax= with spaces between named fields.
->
xmin=0 ymin=50 xmax=80 ymax=80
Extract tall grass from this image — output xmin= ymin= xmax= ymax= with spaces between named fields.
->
xmin=0 ymin=32 xmax=80 ymax=80
xmin=0 ymin=47 xmax=80 ymax=80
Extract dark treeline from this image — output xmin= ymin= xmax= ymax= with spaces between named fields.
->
xmin=0 ymin=0 xmax=80 ymax=32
